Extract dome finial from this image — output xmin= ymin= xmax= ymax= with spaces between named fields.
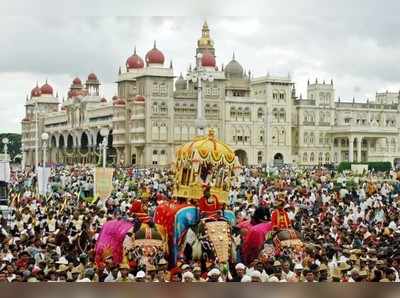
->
xmin=134 ymin=45 xmax=137 ymax=55
xmin=153 ymin=40 xmax=157 ymax=49
xmin=232 ymin=51 xmax=235 ymax=60
xmin=170 ymin=60 xmax=173 ymax=69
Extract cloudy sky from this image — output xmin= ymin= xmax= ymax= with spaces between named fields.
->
xmin=1 ymin=0 xmax=400 ymax=133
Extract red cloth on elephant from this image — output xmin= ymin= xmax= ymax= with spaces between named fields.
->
xmin=271 ymin=208 xmax=291 ymax=230
xmin=198 ymin=195 xmax=222 ymax=219
xmin=154 ymin=201 xmax=190 ymax=239
xmin=242 ymin=222 xmax=273 ymax=265
xmin=129 ymin=200 xmax=150 ymax=223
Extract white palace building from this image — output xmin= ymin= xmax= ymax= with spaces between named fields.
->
xmin=21 ymin=22 xmax=400 ymax=168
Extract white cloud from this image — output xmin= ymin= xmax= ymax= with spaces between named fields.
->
xmin=1 ymin=12 xmax=400 ymax=133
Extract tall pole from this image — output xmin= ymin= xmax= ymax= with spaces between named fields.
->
xmin=43 ymin=141 xmax=47 ymax=168
xmin=102 ymin=138 xmax=107 ymax=168
xmin=196 ymin=74 xmax=205 ymax=136
xmin=35 ymin=101 xmax=39 ymax=170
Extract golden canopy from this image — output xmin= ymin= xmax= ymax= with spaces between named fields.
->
xmin=176 ymin=129 xmax=236 ymax=167
xmin=173 ymin=129 xmax=240 ymax=203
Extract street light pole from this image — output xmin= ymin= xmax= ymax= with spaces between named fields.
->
xmin=99 ymin=128 xmax=109 ymax=169
xmin=187 ymin=53 xmax=214 ymax=136
xmin=102 ymin=138 xmax=107 ymax=169
xmin=35 ymin=101 xmax=39 ymax=170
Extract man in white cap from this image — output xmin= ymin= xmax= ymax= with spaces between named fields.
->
xmin=135 ymin=270 xmax=146 ymax=282
xmin=192 ymin=266 xmax=206 ymax=282
xmin=250 ymin=270 xmax=262 ymax=282
xmin=231 ymin=263 xmax=247 ymax=282
xmin=294 ymin=263 xmax=304 ymax=282
xmin=182 ymin=271 xmax=194 ymax=282
xmin=207 ymin=268 xmax=222 ymax=282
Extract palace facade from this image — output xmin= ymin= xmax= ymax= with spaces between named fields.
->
xmin=21 ymin=22 xmax=400 ymax=168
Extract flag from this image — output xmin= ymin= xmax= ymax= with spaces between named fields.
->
xmin=94 ymin=168 xmax=114 ymax=199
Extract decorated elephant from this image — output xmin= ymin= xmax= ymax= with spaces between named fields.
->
xmin=177 ymin=207 xmax=237 ymax=266
xmin=235 ymin=206 xmax=272 ymax=265
xmin=124 ymin=222 xmax=169 ymax=268
xmin=264 ymin=228 xmax=304 ymax=261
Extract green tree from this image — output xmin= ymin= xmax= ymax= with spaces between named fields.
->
xmin=0 ymin=133 xmax=21 ymax=161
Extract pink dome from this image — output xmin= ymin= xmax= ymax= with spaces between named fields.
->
xmin=113 ymin=98 xmax=126 ymax=106
xmin=145 ymin=41 xmax=165 ymax=65
xmin=201 ymin=50 xmax=216 ymax=67
xmin=126 ymin=47 xmax=144 ymax=69
xmin=87 ymin=73 xmax=98 ymax=81
xmin=72 ymin=77 xmax=82 ymax=85
xmin=31 ymin=85 xmax=41 ymax=97
xmin=40 ymin=81 xmax=53 ymax=95
xmin=135 ymin=95 xmax=145 ymax=102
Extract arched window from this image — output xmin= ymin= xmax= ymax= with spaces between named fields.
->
xmin=257 ymin=151 xmax=263 ymax=163
xmin=310 ymin=132 xmax=315 ymax=144
xmin=279 ymin=108 xmax=286 ymax=123
xmin=259 ymin=129 xmax=264 ymax=143
xmin=160 ymin=123 xmax=167 ymax=141
xmin=319 ymin=111 xmax=325 ymax=123
xmin=319 ymin=133 xmax=324 ymax=145
xmin=244 ymin=107 xmax=251 ymax=121
xmin=310 ymin=112 xmax=315 ymax=123
xmin=325 ymin=152 xmax=330 ymax=163
xmin=174 ymin=126 xmax=181 ymax=140
xmin=257 ymin=108 xmax=264 ymax=120
xmin=304 ymin=132 xmax=309 ymax=145
xmin=152 ymin=150 xmax=158 ymax=165
xmin=279 ymin=128 xmax=286 ymax=145
xmin=152 ymin=102 xmax=158 ymax=113
xmin=160 ymin=102 xmax=167 ymax=113
xmin=303 ymin=152 xmax=308 ymax=162
xmin=152 ymin=122 xmax=159 ymax=140
xmin=318 ymin=152 xmax=323 ymax=163
xmin=238 ymin=107 xmax=243 ymax=120
xmin=273 ymin=108 xmax=278 ymax=123
xmin=230 ymin=106 xmax=236 ymax=119
xmin=310 ymin=152 xmax=315 ymax=162
xmin=272 ymin=128 xmax=278 ymax=144
xmin=279 ymin=91 xmax=286 ymax=102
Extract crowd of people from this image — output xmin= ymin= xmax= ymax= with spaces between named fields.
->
xmin=1 ymin=164 xmax=400 ymax=282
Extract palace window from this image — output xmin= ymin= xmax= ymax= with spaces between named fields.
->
xmin=160 ymin=102 xmax=167 ymax=113
xmin=257 ymin=151 xmax=263 ymax=163
xmin=310 ymin=152 xmax=315 ymax=163
xmin=303 ymin=152 xmax=308 ymax=162
xmin=230 ymin=107 xmax=236 ymax=120
xmin=152 ymin=82 xmax=159 ymax=94
xmin=318 ymin=152 xmax=323 ymax=163
xmin=325 ymin=152 xmax=330 ymax=163
xmin=257 ymin=108 xmax=264 ymax=120
xmin=279 ymin=108 xmax=286 ymax=122
xmin=152 ymin=150 xmax=158 ymax=165
xmin=159 ymin=83 xmax=167 ymax=96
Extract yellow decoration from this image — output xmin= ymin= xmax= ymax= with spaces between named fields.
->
xmin=173 ymin=129 xmax=241 ymax=203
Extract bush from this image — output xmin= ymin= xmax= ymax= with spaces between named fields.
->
xmin=337 ymin=161 xmax=391 ymax=173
